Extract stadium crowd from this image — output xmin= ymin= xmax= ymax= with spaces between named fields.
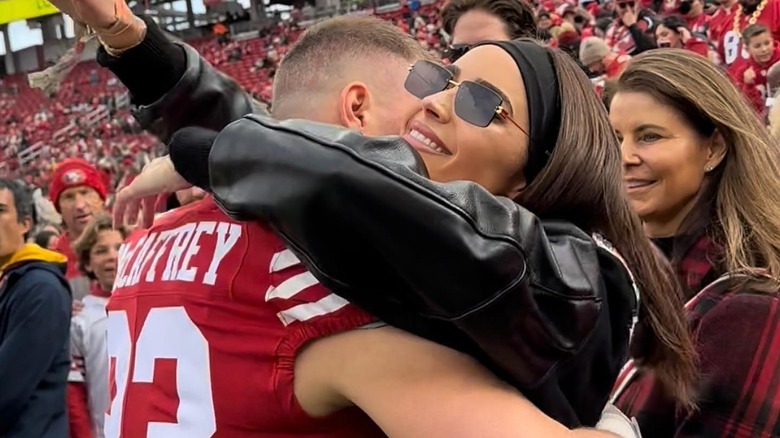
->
xmin=2 ymin=0 xmax=780 ymax=436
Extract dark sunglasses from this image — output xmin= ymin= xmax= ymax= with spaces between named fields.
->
xmin=445 ymin=43 xmax=471 ymax=62
xmin=404 ymin=60 xmax=527 ymax=134
xmin=617 ymin=1 xmax=635 ymax=7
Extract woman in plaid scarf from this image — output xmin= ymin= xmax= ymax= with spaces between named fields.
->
xmin=610 ymin=48 xmax=780 ymax=437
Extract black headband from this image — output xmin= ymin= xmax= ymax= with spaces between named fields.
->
xmin=475 ymin=39 xmax=561 ymax=184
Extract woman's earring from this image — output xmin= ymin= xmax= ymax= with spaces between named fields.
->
xmin=705 ymin=166 xmax=713 ymax=172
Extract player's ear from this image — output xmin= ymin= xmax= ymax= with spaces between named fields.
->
xmin=338 ymin=82 xmax=371 ymax=133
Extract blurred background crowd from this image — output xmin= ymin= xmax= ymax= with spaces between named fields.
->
xmin=3 ymin=0 xmax=780 ymax=435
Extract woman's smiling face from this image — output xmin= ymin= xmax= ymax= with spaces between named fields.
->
xmin=610 ymin=91 xmax=722 ymax=235
xmin=401 ymin=45 xmax=532 ymax=197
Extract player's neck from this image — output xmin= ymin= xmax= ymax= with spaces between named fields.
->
xmin=723 ymin=0 xmax=738 ymax=8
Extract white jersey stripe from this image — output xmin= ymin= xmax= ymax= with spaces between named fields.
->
xmin=68 ymin=369 xmax=85 ymax=382
xmin=265 ymin=271 xmax=319 ymax=301
xmin=269 ymin=249 xmax=301 ymax=273
xmin=277 ymin=294 xmax=350 ymax=326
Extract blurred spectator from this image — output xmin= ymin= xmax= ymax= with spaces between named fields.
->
xmin=0 ymin=178 xmax=71 ymax=438
xmin=68 ymin=214 xmax=127 ymax=438
xmin=717 ymin=0 xmax=780 ymax=82
xmin=538 ymin=10 xmax=554 ymax=30
xmin=441 ymin=0 xmax=537 ymax=60
xmin=214 ymin=22 xmax=230 ymax=44
xmin=605 ymin=0 xmax=657 ymax=55
xmin=35 ymin=229 xmax=60 ymax=250
xmin=739 ymin=23 xmax=780 ymax=114
xmin=768 ymin=62 xmax=780 ymax=134
xmin=48 ymin=158 xmax=107 ymax=301
xmin=655 ymin=15 xmax=710 ymax=56
xmin=708 ymin=0 xmax=740 ymax=44
xmin=680 ymin=0 xmax=710 ymax=33
xmin=573 ymin=8 xmax=595 ymax=36
xmin=580 ymin=36 xmax=631 ymax=77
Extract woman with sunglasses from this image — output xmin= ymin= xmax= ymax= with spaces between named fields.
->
xmin=119 ymin=39 xmax=695 ymax=436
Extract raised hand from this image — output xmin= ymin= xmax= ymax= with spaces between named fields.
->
xmin=113 ymin=156 xmax=191 ymax=229
xmin=744 ymin=67 xmax=757 ymax=85
xmin=47 ymin=0 xmax=146 ymax=53
xmin=47 ymin=0 xmax=119 ymax=30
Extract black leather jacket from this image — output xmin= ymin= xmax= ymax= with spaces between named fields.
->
xmin=203 ymin=116 xmax=638 ymax=428
xmin=104 ymin=30 xmax=638 ymax=427
xmin=97 ymin=22 xmax=265 ymax=143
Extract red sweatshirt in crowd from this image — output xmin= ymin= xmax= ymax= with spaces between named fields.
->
xmin=684 ymin=36 xmax=710 ymax=57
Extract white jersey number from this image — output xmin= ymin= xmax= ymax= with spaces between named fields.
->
xmin=105 ymin=307 xmax=216 ymax=438
xmin=723 ymin=30 xmax=749 ymax=65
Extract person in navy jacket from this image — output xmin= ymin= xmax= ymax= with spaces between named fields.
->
xmin=0 ymin=178 xmax=72 ymax=438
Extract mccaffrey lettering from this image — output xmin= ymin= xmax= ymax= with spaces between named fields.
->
xmin=114 ymin=221 xmax=243 ymax=290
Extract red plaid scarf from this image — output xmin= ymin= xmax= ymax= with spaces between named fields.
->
xmin=612 ymin=234 xmax=780 ymax=437
xmin=675 ymin=233 xmax=721 ymax=299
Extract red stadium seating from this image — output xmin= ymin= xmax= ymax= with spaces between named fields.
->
xmin=0 ymin=2 xmax=444 ymax=191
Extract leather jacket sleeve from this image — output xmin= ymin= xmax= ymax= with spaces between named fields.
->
xmin=207 ymin=115 xmax=638 ymax=427
xmin=98 ymin=16 xmax=266 ymax=143
xmin=130 ymin=44 xmax=268 ymax=143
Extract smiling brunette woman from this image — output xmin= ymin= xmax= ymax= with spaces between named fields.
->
xmin=610 ymin=48 xmax=780 ymax=437
xmin=118 ymin=40 xmax=696 ymax=435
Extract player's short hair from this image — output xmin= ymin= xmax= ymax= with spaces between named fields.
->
xmin=73 ymin=214 xmax=129 ymax=279
xmin=271 ymin=16 xmax=431 ymax=116
xmin=441 ymin=0 xmax=537 ymax=40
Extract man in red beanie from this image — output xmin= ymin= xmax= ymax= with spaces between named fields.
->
xmin=49 ymin=158 xmax=108 ymax=291
xmin=48 ymin=158 xmax=107 ymax=438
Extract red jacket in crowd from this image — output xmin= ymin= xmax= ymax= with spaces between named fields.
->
xmin=686 ymin=12 xmax=710 ymax=34
xmin=684 ymin=36 xmax=710 ymax=57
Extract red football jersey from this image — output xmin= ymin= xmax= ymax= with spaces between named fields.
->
xmin=719 ymin=0 xmax=780 ymax=79
xmin=686 ymin=12 xmax=710 ymax=35
xmin=54 ymin=231 xmax=82 ymax=279
xmin=605 ymin=17 xmax=653 ymax=55
xmin=709 ymin=3 xmax=740 ymax=46
xmin=105 ymin=197 xmax=385 ymax=438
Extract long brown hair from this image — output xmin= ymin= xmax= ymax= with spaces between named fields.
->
xmin=617 ymin=49 xmax=780 ymax=292
xmin=516 ymin=46 xmax=698 ymax=406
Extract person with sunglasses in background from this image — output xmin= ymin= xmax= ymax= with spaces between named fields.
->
xmin=118 ymin=39 xmax=699 ymax=437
